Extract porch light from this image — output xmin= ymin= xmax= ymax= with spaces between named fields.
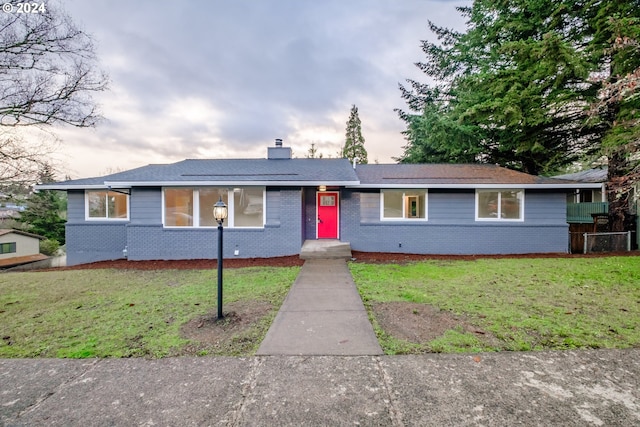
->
xmin=319 ymin=185 xmax=327 ymax=192
xmin=213 ymin=197 xmax=228 ymax=225
xmin=213 ymin=197 xmax=228 ymax=319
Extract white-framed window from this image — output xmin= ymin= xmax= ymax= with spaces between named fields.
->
xmin=476 ymin=189 xmax=524 ymax=221
xmin=163 ymin=187 xmax=265 ymax=228
xmin=86 ymin=190 xmax=129 ymax=220
xmin=380 ymin=189 xmax=428 ymax=221
xmin=567 ymin=188 xmax=605 ymax=204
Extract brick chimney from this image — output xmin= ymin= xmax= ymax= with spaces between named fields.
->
xmin=267 ymin=138 xmax=291 ymax=159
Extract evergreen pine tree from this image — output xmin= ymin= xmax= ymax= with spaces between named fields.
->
xmin=19 ymin=164 xmax=66 ymax=244
xmin=342 ymin=105 xmax=368 ymax=164
xmin=397 ymin=0 xmax=604 ymax=175
xmin=399 ymin=0 xmax=640 ymax=230
xmin=306 ymin=143 xmax=323 ymax=159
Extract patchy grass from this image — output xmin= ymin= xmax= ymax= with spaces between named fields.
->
xmin=350 ymin=257 xmax=640 ymax=354
xmin=0 ymin=267 xmax=298 ymax=358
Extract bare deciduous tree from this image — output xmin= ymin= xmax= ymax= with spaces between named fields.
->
xmin=0 ymin=128 xmax=58 ymax=184
xmin=0 ymin=0 xmax=108 ymax=184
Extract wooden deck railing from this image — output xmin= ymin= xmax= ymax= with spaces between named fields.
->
xmin=567 ymin=202 xmax=608 ymax=223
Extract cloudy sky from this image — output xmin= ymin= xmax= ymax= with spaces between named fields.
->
xmin=56 ymin=0 xmax=470 ymax=178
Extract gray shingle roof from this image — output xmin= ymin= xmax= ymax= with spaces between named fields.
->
xmin=37 ymin=159 xmax=599 ymax=190
xmin=552 ymin=167 xmax=607 ymax=183
xmin=39 ymin=159 xmax=359 ymax=188
xmin=354 ymin=164 xmax=581 ymax=186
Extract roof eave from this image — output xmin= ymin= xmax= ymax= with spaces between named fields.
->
xmin=0 ymin=229 xmax=46 ymax=240
xmin=34 ymin=184 xmax=110 ymax=191
xmin=38 ymin=181 xmax=603 ymax=190
xmin=348 ymin=183 xmax=604 ymax=189
xmin=103 ymin=180 xmax=361 ymax=187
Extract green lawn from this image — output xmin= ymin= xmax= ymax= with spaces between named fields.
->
xmin=3 ymin=257 xmax=639 ymax=358
xmin=0 ymin=267 xmax=299 ymax=358
xmin=350 ymin=256 xmax=640 ymax=354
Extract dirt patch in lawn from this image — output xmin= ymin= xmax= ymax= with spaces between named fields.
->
xmin=370 ymin=301 xmax=501 ymax=347
xmin=52 ymin=251 xmax=638 ymax=355
xmin=177 ymin=300 xmax=273 ymax=356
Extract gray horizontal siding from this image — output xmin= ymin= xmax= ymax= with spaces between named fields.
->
xmin=356 ymin=189 xmax=567 ymax=225
xmin=524 ymin=191 xmax=566 ymax=224
xmin=343 ymin=189 xmax=569 ymax=254
xmin=303 ymin=187 xmax=316 ymax=240
xmin=130 ymin=187 xmax=162 ymax=224
xmin=361 ymin=189 xmax=477 ymax=224
xmin=66 ymin=190 xmax=85 ymax=222
xmin=64 ymin=185 xmax=570 ymax=263
xmin=127 ymin=188 xmax=302 ymax=260
xmin=65 ymin=187 xmax=303 ymax=265
xmin=66 ymin=190 xmax=131 ymax=265
xmin=265 ymin=189 xmax=281 ymax=226
xmin=429 ymin=190 xmax=475 ymax=223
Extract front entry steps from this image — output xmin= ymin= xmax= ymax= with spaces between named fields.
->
xmin=300 ymin=240 xmax=352 ymax=260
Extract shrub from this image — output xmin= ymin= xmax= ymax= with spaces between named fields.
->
xmin=40 ymin=239 xmax=60 ymax=256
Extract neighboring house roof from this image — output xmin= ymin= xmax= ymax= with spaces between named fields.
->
xmin=0 ymin=253 xmax=49 ymax=268
xmin=353 ymin=164 xmax=600 ymax=189
xmin=552 ymin=167 xmax=608 ymax=183
xmin=0 ymin=229 xmax=45 ymax=240
xmin=36 ymin=159 xmax=601 ymax=191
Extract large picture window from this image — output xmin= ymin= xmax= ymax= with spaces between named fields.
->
xmin=198 ymin=188 xmax=227 ymax=227
xmin=381 ymin=190 xmax=427 ymax=220
xmin=476 ymin=190 xmax=524 ymax=221
xmin=164 ymin=188 xmax=194 ymax=226
xmin=86 ymin=190 xmax=129 ymax=220
xmin=164 ymin=187 xmax=264 ymax=228
xmin=233 ymin=187 xmax=264 ymax=227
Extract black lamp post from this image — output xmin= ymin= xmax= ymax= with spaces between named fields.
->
xmin=213 ymin=197 xmax=228 ymax=319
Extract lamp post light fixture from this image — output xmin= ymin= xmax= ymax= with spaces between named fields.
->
xmin=213 ymin=197 xmax=228 ymax=319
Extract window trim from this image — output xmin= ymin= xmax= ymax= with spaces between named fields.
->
xmin=475 ymin=189 xmax=525 ymax=222
xmin=85 ymin=190 xmax=130 ymax=221
xmin=162 ymin=187 xmax=266 ymax=229
xmin=379 ymin=189 xmax=428 ymax=221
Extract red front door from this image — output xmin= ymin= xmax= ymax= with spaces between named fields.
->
xmin=317 ymin=192 xmax=339 ymax=239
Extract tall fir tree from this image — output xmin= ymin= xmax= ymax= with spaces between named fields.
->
xmin=399 ymin=0 xmax=640 ymax=230
xmin=342 ymin=105 xmax=368 ymax=164
xmin=397 ymin=0 xmax=605 ymax=175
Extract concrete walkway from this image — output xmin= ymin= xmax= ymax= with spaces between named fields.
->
xmin=2 ymin=350 xmax=639 ymax=426
xmin=257 ymin=259 xmax=383 ymax=355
